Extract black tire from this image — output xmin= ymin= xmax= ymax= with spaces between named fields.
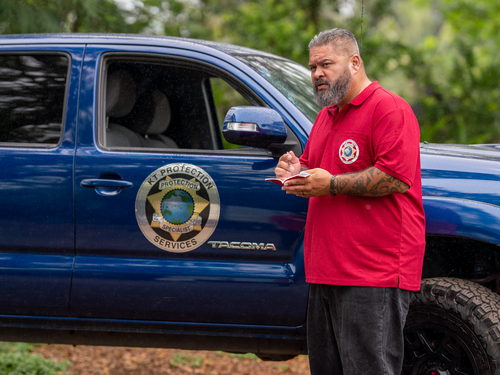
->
xmin=403 ymin=278 xmax=500 ymax=375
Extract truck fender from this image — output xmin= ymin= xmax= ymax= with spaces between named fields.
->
xmin=423 ymin=196 xmax=500 ymax=244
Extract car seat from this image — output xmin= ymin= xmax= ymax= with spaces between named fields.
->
xmin=136 ymin=89 xmax=178 ymax=149
xmin=105 ymin=70 xmax=143 ymax=148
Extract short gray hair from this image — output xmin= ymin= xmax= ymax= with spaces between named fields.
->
xmin=308 ymin=28 xmax=360 ymax=56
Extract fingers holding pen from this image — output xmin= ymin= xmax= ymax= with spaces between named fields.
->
xmin=275 ymin=151 xmax=301 ymax=178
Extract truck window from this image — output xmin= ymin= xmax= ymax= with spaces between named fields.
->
xmin=101 ymin=58 xmax=262 ymax=152
xmin=209 ymin=77 xmax=252 ymax=150
xmin=0 ymin=54 xmax=68 ymax=146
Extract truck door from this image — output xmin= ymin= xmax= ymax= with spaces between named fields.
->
xmin=72 ymin=45 xmax=308 ymax=327
xmin=0 ymin=46 xmax=83 ymax=315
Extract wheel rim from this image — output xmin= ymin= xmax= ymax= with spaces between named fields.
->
xmin=403 ymin=305 xmax=488 ymax=375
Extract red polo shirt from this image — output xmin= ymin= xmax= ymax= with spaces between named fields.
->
xmin=300 ymin=81 xmax=425 ymax=291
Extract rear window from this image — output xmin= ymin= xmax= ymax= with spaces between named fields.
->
xmin=0 ymin=54 xmax=69 ymax=146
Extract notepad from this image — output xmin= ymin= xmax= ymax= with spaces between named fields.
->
xmin=265 ymin=171 xmax=311 ymax=186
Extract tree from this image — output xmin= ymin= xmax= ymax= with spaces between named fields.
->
xmin=358 ymin=0 xmax=500 ymax=143
xmin=0 ymin=0 xmax=132 ymax=34
xmin=307 ymin=0 xmax=499 ymax=143
xmin=1 ymin=0 xmax=498 ymax=143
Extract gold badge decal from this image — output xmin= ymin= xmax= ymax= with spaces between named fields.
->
xmin=135 ymin=163 xmax=220 ymax=253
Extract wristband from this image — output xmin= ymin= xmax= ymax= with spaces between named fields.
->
xmin=329 ymin=174 xmax=336 ymax=195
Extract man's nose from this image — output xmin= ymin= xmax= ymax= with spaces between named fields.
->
xmin=311 ymin=67 xmax=324 ymax=81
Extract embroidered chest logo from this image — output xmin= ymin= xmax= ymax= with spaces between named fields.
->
xmin=339 ymin=139 xmax=359 ymax=164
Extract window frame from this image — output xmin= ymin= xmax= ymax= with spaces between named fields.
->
xmin=0 ymin=51 xmax=71 ymax=149
xmin=98 ymin=52 xmax=286 ymax=157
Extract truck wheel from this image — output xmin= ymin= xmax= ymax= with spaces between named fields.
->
xmin=403 ymin=278 xmax=500 ymax=375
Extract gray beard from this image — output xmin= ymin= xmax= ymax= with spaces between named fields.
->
xmin=314 ymin=68 xmax=352 ymax=107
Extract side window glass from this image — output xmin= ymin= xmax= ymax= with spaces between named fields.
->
xmin=102 ymin=59 xmax=265 ymax=153
xmin=0 ymin=54 xmax=68 ymax=146
xmin=209 ymin=77 xmax=253 ymax=150
xmin=104 ymin=62 xmax=209 ymax=150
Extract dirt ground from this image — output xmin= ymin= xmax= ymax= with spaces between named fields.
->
xmin=35 ymin=345 xmax=310 ymax=375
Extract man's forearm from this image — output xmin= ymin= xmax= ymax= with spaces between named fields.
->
xmin=330 ymin=166 xmax=409 ymax=197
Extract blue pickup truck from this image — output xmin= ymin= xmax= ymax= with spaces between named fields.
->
xmin=0 ymin=34 xmax=499 ymax=374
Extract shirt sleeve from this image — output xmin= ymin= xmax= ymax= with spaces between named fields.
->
xmin=372 ymin=100 xmax=421 ymax=187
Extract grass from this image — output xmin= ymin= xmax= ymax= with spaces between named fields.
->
xmin=169 ymin=352 xmax=204 ymax=369
xmin=0 ymin=342 xmax=70 ymax=375
xmin=227 ymin=352 xmax=259 ymax=360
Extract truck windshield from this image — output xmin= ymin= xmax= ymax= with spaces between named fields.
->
xmin=235 ymin=54 xmax=321 ymax=123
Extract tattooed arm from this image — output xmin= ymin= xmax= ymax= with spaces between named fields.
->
xmin=282 ymin=166 xmax=409 ymax=198
xmin=330 ymin=166 xmax=409 ymax=197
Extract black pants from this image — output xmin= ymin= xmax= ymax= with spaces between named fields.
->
xmin=307 ymin=284 xmax=410 ymax=375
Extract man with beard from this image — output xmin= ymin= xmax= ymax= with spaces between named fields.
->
xmin=274 ymin=28 xmax=425 ymax=374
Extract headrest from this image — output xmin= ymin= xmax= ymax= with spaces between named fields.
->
xmin=145 ymin=90 xmax=171 ymax=135
xmin=106 ymin=70 xmax=137 ymax=118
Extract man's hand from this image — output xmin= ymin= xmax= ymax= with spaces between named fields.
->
xmin=275 ymin=151 xmax=302 ymax=178
xmin=282 ymin=168 xmax=331 ymax=198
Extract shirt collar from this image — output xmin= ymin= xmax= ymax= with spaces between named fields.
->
xmin=349 ymin=81 xmax=380 ymax=106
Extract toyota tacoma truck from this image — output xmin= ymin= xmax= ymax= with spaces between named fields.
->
xmin=0 ymin=34 xmax=498 ymax=375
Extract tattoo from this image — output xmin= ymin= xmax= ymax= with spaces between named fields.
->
xmin=333 ymin=167 xmax=409 ymax=197
xmin=329 ymin=175 xmax=337 ymax=195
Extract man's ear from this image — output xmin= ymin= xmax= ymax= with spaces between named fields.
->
xmin=350 ymin=55 xmax=362 ymax=73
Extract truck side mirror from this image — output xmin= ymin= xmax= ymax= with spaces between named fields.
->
xmin=222 ymin=106 xmax=288 ymax=149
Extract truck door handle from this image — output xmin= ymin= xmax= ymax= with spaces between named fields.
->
xmin=81 ymin=179 xmax=134 ymax=189
xmin=80 ymin=178 xmax=134 ymax=196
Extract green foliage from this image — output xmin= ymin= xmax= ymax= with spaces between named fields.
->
xmin=215 ymin=0 xmax=315 ymax=64
xmin=169 ymin=352 xmax=204 ymax=368
xmin=0 ymin=343 xmax=36 ymax=353
xmin=0 ymin=0 xmax=498 ymax=143
xmin=228 ymin=352 xmax=259 ymax=360
xmin=308 ymin=0 xmax=500 ymax=143
xmin=0 ymin=0 xmax=132 ymax=33
xmin=0 ymin=342 xmax=70 ymax=375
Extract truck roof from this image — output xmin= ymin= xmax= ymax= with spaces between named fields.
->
xmin=0 ymin=33 xmax=284 ymax=60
